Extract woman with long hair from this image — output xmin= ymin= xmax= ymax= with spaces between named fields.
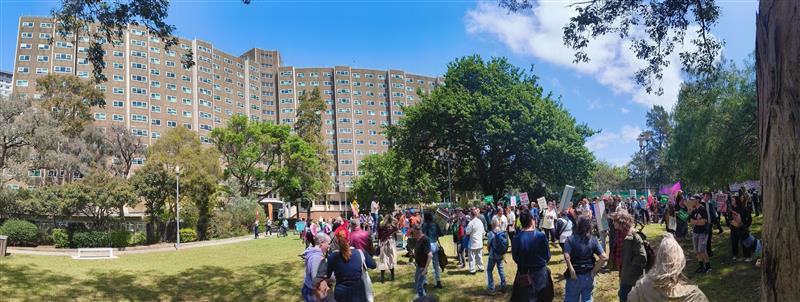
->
xmin=729 ymin=195 xmax=754 ymax=262
xmin=563 ymin=215 xmax=607 ymax=301
xmin=323 ymin=231 xmax=376 ymax=302
xmin=628 ymin=233 xmax=709 ymax=301
xmin=674 ymin=191 xmax=689 ymax=240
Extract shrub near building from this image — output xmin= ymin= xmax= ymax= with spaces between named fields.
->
xmin=0 ymin=219 xmax=40 ymax=246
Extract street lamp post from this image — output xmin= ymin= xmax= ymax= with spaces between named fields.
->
xmin=637 ymin=132 xmax=652 ymax=198
xmin=437 ymin=147 xmax=454 ymax=205
xmin=175 ymin=165 xmax=181 ymax=249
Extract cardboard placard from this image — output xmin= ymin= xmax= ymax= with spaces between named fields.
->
xmin=560 ymin=185 xmax=575 ymax=211
xmin=510 ymin=195 xmax=517 ymax=207
xmin=483 ymin=195 xmax=494 ymax=204
xmin=520 ymin=192 xmax=529 ymax=204
xmin=596 ymin=200 xmax=606 ymax=231
xmin=537 ymin=197 xmax=547 ymax=211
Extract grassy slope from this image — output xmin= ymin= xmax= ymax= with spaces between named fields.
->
xmin=0 ymin=217 xmax=762 ymax=301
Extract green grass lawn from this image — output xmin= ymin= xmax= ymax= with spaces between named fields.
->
xmin=0 ymin=217 xmax=762 ymax=301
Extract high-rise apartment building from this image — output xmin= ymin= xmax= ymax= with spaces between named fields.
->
xmin=0 ymin=70 xmax=12 ymax=97
xmin=11 ymin=16 xmax=441 ymax=212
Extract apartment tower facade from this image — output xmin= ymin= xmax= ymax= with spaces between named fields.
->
xmin=10 ymin=16 xmax=441 ymax=213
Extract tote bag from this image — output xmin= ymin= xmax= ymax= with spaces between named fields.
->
xmin=358 ymin=249 xmax=374 ymax=302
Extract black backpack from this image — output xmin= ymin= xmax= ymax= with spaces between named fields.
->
xmin=636 ymin=230 xmax=655 ymax=271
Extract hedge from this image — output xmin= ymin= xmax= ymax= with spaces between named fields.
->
xmin=0 ymin=219 xmax=39 ymax=246
xmin=179 ymin=228 xmax=197 ymax=243
xmin=72 ymin=231 xmax=110 ymax=248
xmin=50 ymin=228 xmax=70 ymax=248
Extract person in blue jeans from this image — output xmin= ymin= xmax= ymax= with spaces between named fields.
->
xmin=412 ymin=225 xmax=432 ymax=298
xmin=422 ymin=212 xmax=444 ymax=288
xmin=564 ymin=215 xmax=607 ymax=302
xmin=486 ymin=227 xmax=507 ymax=295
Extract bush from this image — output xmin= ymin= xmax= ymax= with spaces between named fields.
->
xmin=72 ymin=231 xmax=110 ymax=248
xmin=208 ymin=197 xmax=264 ymax=239
xmin=0 ymin=219 xmax=39 ymax=246
xmin=179 ymin=228 xmax=197 ymax=243
xmin=51 ymin=228 xmax=70 ymax=248
xmin=108 ymin=230 xmax=130 ymax=248
xmin=129 ymin=231 xmax=147 ymax=246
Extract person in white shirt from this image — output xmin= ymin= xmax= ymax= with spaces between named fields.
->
xmin=492 ymin=207 xmax=509 ymax=232
xmin=465 ymin=207 xmax=486 ymax=274
xmin=542 ymin=202 xmax=558 ymax=244
xmin=370 ymin=199 xmax=380 ymax=235
xmin=506 ymin=205 xmax=517 ymax=242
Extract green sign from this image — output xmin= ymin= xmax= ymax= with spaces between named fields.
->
xmin=483 ymin=195 xmax=494 ymax=204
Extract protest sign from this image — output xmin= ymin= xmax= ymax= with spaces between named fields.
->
xmin=596 ymin=200 xmax=606 ymax=231
xmin=520 ymin=192 xmax=529 ymax=204
xmin=510 ymin=195 xmax=517 ymax=207
xmin=483 ymin=195 xmax=494 ymax=204
xmin=629 ymin=189 xmax=637 ymax=199
xmin=537 ymin=197 xmax=547 ymax=211
xmin=560 ymin=185 xmax=575 ymax=210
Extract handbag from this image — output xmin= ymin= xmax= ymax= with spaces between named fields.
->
xmin=436 ymin=240 xmax=448 ymax=271
xmin=358 ymin=249 xmax=374 ymax=302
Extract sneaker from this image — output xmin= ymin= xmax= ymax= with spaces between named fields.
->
xmin=704 ymin=266 xmax=712 ymax=273
xmin=745 ymin=258 xmax=752 ymax=263
xmin=485 ymin=289 xmax=496 ymax=296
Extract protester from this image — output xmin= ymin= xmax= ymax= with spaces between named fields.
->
xmin=702 ymin=192 xmax=720 ymax=258
xmin=542 ymin=202 xmax=557 ymax=245
xmin=349 ymin=217 xmax=374 ymax=256
xmin=370 ymin=199 xmax=380 ymax=235
xmin=324 ymin=231 xmax=376 ymax=302
xmin=729 ymin=195 xmax=754 ymax=262
xmin=675 ymin=192 xmax=689 ymax=240
xmin=555 ymin=212 xmax=574 ymax=250
xmin=612 ymin=211 xmax=646 ymax=302
xmin=422 ymin=212 xmax=444 ymax=289
xmin=378 ymin=214 xmax=398 ymax=282
xmin=398 ymin=213 xmax=409 ymax=249
xmin=510 ymin=206 xmax=554 ymax=301
xmin=450 ymin=212 xmax=467 ymax=268
xmin=507 ymin=205 xmax=517 ymax=243
xmin=466 ymin=207 xmax=486 ymax=274
xmin=486 ymin=215 xmax=508 ymax=295
xmin=303 ymin=233 xmax=332 ymax=302
xmin=563 ymin=215 xmax=607 ymax=302
xmin=690 ymin=195 xmax=712 ymax=273
xmin=628 ymin=233 xmax=709 ymax=302
xmin=266 ymin=217 xmax=273 ymax=236
xmin=492 ymin=207 xmax=509 ymax=233
xmin=413 ymin=224 xmax=432 ymax=298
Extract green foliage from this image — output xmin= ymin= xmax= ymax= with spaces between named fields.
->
xmin=130 ymin=163 xmax=175 ymax=242
xmin=667 ymin=59 xmax=758 ymax=190
xmin=0 ymin=219 xmax=40 ymax=246
xmin=0 ymin=95 xmax=60 ymax=176
xmin=626 ymin=105 xmax=673 ymax=189
xmin=108 ymin=230 xmax=130 ymax=248
xmin=499 ymin=0 xmax=722 ymax=95
xmin=293 ymin=87 xmax=332 ymax=213
xmin=64 ymin=171 xmax=137 ymax=229
xmin=71 ymin=231 xmax=110 ymax=248
xmin=128 ymin=231 xmax=147 ymax=246
xmin=352 ymin=150 xmax=439 ymax=209
xmin=179 ymin=228 xmax=197 ymax=243
xmin=388 ymin=55 xmax=595 ymax=199
xmin=208 ymin=197 xmax=264 ymax=239
xmin=35 ymin=74 xmax=105 ymax=136
xmin=50 ymin=228 xmax=70 ymax=248
xmin=210 ymin=115 xmax=292 ymax=197
xmin=591 ymin=160 xmax=629 ymax=192
xmin=147 ymin=126 xmax=221 ymax=240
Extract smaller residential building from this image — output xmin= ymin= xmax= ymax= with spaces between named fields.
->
xmin=0 ymin=70 xmax=12 ymax=97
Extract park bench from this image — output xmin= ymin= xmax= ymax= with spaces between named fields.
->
xmin=72 ymin=248 xmax=117 ymax=260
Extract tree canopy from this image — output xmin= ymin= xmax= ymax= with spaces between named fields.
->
xmin=352 ymin=150 xmax=438 ymax=210
xmin=388 ymin=55 xmax=596 ymax=200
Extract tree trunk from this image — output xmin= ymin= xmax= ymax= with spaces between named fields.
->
xmin=756 ymin=1 xmax=800 ymax=300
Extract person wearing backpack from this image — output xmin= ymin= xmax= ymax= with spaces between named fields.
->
xmin=564 ymin=215 xmax=607 ymax=302
xmin=610 ymin=211 xmax=647 ymax=302
xmin=486 ymin=212 xmax=509 ymax=295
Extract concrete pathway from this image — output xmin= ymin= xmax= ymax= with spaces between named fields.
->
xmin=6 ymin=234 xmax=278 ymax=257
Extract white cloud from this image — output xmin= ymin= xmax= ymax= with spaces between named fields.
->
xmin=584 ymin=124 xmax=642 ymax=152
xmin=464 ymin=1 xmax=700 ymax=109
xmin=620 ymin=107 xmax=630 ymax=114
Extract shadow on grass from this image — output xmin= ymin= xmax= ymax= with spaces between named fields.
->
xmin=0 ymin=260 xmax=303 ymax=301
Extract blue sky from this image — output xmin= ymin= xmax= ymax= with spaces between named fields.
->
xmin=0 ymin=0 xmax=757 ymax=166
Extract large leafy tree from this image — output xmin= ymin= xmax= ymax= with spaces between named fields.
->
xmin=35 ymin=74 xmax=105 ymax=136
xmin=210 ymin=115 xmax=292 ymax=197
xmin=591 ymin=160 xmax=629 ymax=193
xmin=63 ymin=170 xmax=137 ymax=229
xmin=500 ymin=1 xmax=798 ymax=298
xmin=627 ymin=105 xmax=673 ymax=190
xmin=352 ymin=150 xmax=438 ymax=210
xmin=146 ymin=127 xmax=221 ymax=240
xmin=294 ymin=87 xmax=331 ymax=218
xmin=0 ymin=95 xmax=60 ymax=182
xmin=388 ymin=55 xmax=595 ymax=200
xmin=667 ymin=59 xmax=757 ymax=190
xmin=106 ymin=125 xmax=145 ymax=179
xmin=277 ymin=135 xmax=327 ymax=218
xmin=130 ymin=163 xmax=175 ymax=243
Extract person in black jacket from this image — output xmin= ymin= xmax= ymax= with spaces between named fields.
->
xmin=729 ymin=195 xmax=754 ymax=262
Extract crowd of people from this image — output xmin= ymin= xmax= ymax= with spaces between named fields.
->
xmin=289 ymin=187 xmax=760 ymax=302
